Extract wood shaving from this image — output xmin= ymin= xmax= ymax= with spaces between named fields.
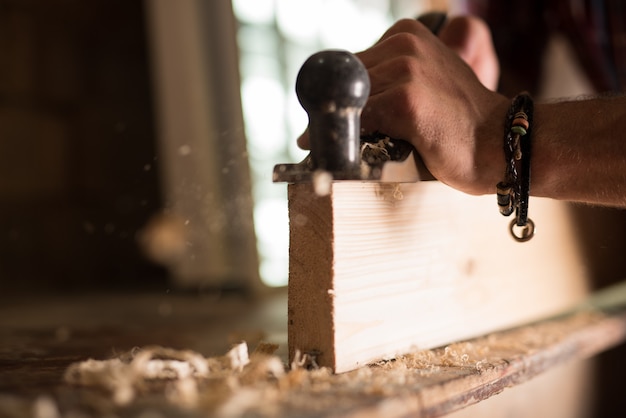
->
xmin=54 ymin=311 xmax=610 ymax=417
xmin=360 ymin=137 xmax=391 ymax=165
xmin=252 ymin=341 xmax=280 ymax=356
xmin=62 ymin=341 xmax=290 ymax=415
xmin=64 ymin=343 xmax=249 ymax=406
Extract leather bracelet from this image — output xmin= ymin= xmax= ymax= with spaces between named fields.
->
xmin=497 ymin=92 xmax=535 ymax=242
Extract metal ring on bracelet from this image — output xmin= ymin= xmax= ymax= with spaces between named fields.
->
xmin=510 ymin=218 xmax=535 ymax=242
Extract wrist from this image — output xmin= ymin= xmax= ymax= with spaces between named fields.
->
xmin=474 ymin=92 xmax=510 ymax=195
xmin=527 ymin=102 xmax=559 ymax=199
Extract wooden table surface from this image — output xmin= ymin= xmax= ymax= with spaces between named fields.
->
xmin=1 ymin=285 xmax=626 ymax=418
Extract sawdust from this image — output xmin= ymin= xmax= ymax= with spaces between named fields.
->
xmin=375 ymin=182 xmax=404 ymax=202
xmin=61 ymin=342 xmax=343 ymax=415
xmin=306 ymin=134 xmax=411 ymax=197
xmin=384 ymin=310 xmax=608 ymax=375
xmin=58 ymin=311 xmax=608 ymax=417
xmin=57 ymin=339 xmax=493 ymax=414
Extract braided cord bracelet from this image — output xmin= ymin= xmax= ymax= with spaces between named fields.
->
xmin=496 ymin=93 xmax=535 ymax=242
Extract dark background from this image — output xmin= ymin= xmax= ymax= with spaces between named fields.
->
xmin=0 ymin=0 xmax=167 ymax=293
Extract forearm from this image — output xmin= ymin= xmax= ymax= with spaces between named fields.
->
xmin=531 ymin=95 xmax=626 ymax=206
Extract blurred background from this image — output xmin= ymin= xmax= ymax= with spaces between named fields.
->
xmin=0 ymin=0 xmax=447 ymax=294
xmin=0 ymin=0 xmax=624 ymax=295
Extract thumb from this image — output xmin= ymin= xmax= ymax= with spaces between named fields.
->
xmin=297 ymin=130 xmax=310 ymax=150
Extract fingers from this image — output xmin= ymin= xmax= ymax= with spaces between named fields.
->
xmin=297 ymin=20 xmax=433 ymax=151
xmin=296 ymin=15 xmax=498 ymax=163
xmin=357 ymin=19 xmax=436 ymax=68
xmin=357 ymin=21 xmax=441 ymax=107
xmin=367 ymin=56 xmax=419 ymax=96
xmin=359 ymin=16 xmax=498 ymax=93
xmin=375 ymin=18 xmax=436 ymax=47
xmin=360 ymin=86 xmax=420 ymax=141
xmin=438 ymin=16 xmax=499 ymax=90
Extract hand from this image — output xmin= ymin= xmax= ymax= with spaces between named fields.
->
xmin=297 ymin=16 xmax=508 ymax=195
xmin=358 ymin=17 xmax=509 ymax=195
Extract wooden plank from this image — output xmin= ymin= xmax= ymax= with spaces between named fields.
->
xmin=288 ymin=181 xmax=591 ymax=373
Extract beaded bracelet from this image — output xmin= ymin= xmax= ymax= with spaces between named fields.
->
xmin=496 ymin=92 xmax=535 ymax=242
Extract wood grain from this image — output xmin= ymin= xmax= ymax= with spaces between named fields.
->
xmin=288 ymin=181 xmax=590 ymax=372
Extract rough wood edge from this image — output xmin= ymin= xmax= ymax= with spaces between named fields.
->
xmin=288 ymin=183 xmax=337 ymax=369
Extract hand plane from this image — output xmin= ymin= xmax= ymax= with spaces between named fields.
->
xmin=272 ymin=49 xmax=425 ymax=186
xmin=273 ymin=13 xmax=445 ymax=187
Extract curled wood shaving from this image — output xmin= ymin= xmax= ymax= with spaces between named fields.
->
xmin=64 ymin=343 xmax=254 ymax=406
xmin=58 ymin=312 xmax=607 ymax=416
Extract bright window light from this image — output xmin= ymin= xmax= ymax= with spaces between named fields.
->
xmin=241 ymin=76 xmax=287 ymax=159
xmin=275 ymin=0 xmax=321 ymax=44
xmin=236 ymin=0 xmax=420 ymax=288
xmin=254 ymin=198 xmax=289 ymax=287
xmin=232 ymin=0 xmax=275 ymax=25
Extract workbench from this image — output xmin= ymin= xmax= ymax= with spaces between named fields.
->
xmin=2 ymin=285 xmax=625 ymax=418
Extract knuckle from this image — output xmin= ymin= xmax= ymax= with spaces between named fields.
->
xmin=391 ymin=85 xmax=418 ymax=118
xmin=390 ymin=55 xmax=421 ymax=78
xmin=390 ymin=18 xmax=427 ymax=35
xmin=385 ymin=32 xmax=422 ymax=55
